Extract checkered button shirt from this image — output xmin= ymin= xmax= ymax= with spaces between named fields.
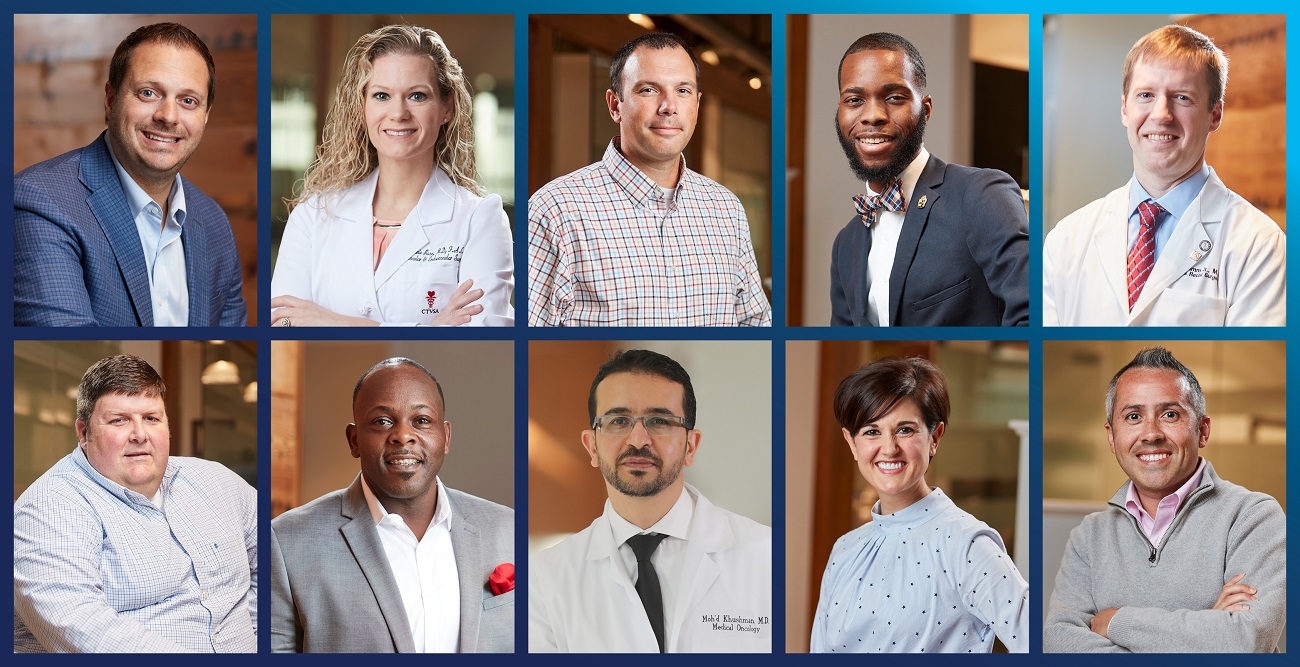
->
xmin=528 ymin=139 xmax=772 ymax=327
xmin=13 ymin=448 xmax=257 ymax=652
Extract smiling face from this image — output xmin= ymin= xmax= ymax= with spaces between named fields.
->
xmin=1106 ymin=367 xmax=1209 ymax=511
xmin=104 ymin=41 xmax=211 ymax=198
xmin=1121 ymin=57 xmax=1223 ymax=197
xmin=77 ymin=392 xmax=170 ymax=497
xmin=606 ymin=45 xmax=700 ymax=185
xmin=364 ymin=53 xmax=452 ymax=172
xmin=836 ymin=48 xmax=931 ymax=191
xmin=347 ymin=363 xmax=450 ymax=512
xmin=582 ymin=372 xmax=700 ymax=499
xmin=842 ymin=397 xmax=942 ymax=515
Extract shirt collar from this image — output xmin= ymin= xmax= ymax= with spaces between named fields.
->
xmin=870 ymin=485 xmax=952 ymax=532
xmin=1124 ymin=456 xmax=1207 ymax=519
xmin=603 ymin=137 xmax=688 ymax=209
xmin=1127 ymin=163 xmax=1211 ymax=220
xmin=70 ymin=444 xmax=177 ymax=506
xmin=360 ymin=474 xmax=453 ymax=531
xmin=104 ymin=133 xmax=187 ymax=227
xmin=607 ymin=485 xmax=695 ymax=546
xmin=863 ymin=146 xmax=930 ymax=201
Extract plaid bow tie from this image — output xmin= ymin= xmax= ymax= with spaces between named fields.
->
xmin=853 ymin=179 xmax=906 ymax=226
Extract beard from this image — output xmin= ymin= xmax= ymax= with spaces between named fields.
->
xmin=598 ymin=444 xmax=686 ymax=498
xmin=835 ymin=110 xmax=927 ymax=186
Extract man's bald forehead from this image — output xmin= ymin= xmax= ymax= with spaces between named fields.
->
xmin=352 ymin=357 xmax=446 ymax=412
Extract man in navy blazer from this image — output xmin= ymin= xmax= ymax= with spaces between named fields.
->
xmin=829 ymin=33 xmax=1028 ymax=327
xmin=13 ymin=23 xmax=246 ymax=327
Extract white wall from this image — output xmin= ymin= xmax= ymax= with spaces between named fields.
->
xmin=801 ymin=15 xmax=972 ymax=325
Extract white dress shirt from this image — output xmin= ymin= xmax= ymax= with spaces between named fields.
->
xmin=606 ymin=487 xmax=695 ymax=647
xmin=362 ymin=475 xmax=460 ymax=652
xmin=105 ymin=136 xmax=190 ymax=326
xmin=866 ymin=147 xmax=930 ymax=326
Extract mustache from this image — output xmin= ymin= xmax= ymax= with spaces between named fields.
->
xmin=617 ymin=445 xmax=663 ymax=467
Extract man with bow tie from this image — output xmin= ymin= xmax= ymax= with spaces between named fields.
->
xmin=829 ymin=32 xmax=1029 ymax=327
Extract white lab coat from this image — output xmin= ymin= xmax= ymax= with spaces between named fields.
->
xmin=529 ymin=484 xmax=771 ymax=652
xmin=271 ymin=167 xmax=514 ymax=326
xmin=1043 ymin=170 xmax=1285 ymax=326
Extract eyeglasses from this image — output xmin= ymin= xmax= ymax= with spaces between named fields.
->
xmin=592 ymin=414 xmax=689 ymax=436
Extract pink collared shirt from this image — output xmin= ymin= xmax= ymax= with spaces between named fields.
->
xmin=1123 ymin=457 xmax=1207 ymax=547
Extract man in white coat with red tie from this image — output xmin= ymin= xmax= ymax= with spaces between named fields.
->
xmin=529 ymin=350 xmax=771 ymax=652
xmin=1043 ymin=24 xmax=1285 ymax=326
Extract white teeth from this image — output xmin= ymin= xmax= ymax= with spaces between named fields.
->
xmin=877 ymin=462 xmax=903 ymax=470
xmin=388 ymin=458 xmax=420 ymax=467
xmin=1147 ymin=134 xmax=1176 ymax=141
xmin=858 ymin=137 xmax=890 ymax=145
xmin=385 ymin=130 xmax=414 ymax=136
xmin=1138 ymin=453 xmax=1169 ymax=462
xmin=144 ymin=133 xmax=179 ymax=143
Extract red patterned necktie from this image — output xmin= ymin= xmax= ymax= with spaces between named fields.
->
xmin=853 ymin=178 xmax=905 ymax=227
xmin=1127 ymin=199 xmax=1166 ymax=311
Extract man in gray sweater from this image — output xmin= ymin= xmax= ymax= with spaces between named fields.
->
xmin=1045 ymin=347 xmax=1286 ymax=652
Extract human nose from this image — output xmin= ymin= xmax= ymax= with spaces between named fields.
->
xmin=153 ymin=97 xmax=179 ymax=125
xmin=128 ymin=417 xmax=148 ymax=442
xmin=389 ymin=422 xmax=416 ymax=445
xmin=627 ymin=418 xmax=654 ymax=445
xmin=879 ymin=432 xmax=902 ymax=455
xmin=657 ymin=92 xmax=677 ymax=115
xmin=859 ymin=98 xmax=888 ymax=126
xmin=1151 ymin=95 xmax=1173 ymax=121
xmin=389 ymin=98 xmax=411 ymax=120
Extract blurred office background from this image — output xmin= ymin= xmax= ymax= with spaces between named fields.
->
xmin=1041 ymin=339 xmax=1286 ymax=649
xmin=13 ymin=14 xmax=260 ymax=323
xmin=528 ymin=340 xmax=772 ymax=556
xmin=13 ymin=340 xmax=258 ymax=497
xmin=785 ymin=339 xmax=1029 ymax=652
xmin=788 ymin=15 xmax=1029 ymax=326
xmin=1043 ymin=14 xmax=1285 ymax=235
xmin=270 ymin=340 xmax=513 ymax=518
xmin=528 ymin=14 xmax=773 ymax=301
xmin=270 ymin=14 xmax=516 ymax=274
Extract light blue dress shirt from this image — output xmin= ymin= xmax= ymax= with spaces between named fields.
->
xmin=13 ymin=447 xmax=257 ymax=652
xmin=105 ymin=135 xmax=190 ymax=325
xmin=811 ymin=488 xmax=1028 ymax=653
xmin=1126 ymin=164 xmax=1212 ymax=259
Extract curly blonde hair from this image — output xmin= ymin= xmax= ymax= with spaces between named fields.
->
xmin=292 ymin=24 xmax=482 ymax=208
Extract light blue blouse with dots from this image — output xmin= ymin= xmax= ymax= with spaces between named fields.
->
xmin=810 ymin=488 xmax=1028 ymax=653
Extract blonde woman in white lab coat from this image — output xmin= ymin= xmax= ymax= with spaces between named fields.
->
xmin=271 ymin=24 xmax=513 ymax=326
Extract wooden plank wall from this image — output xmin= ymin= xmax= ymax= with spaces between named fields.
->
xmin=13 ymin=14 xmax=260 ymax=322
xmin=1187 ymin=14 xmax=1287 ymax=231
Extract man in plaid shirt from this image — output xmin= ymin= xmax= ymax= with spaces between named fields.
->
xmin=528 ymin=33 xmax=772 ymax=327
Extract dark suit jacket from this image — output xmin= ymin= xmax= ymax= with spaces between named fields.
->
xmin=13 ymin=132 xmax=247 ymax=326
xmin=830 ymin=154 xmax=1029 ymax=326
xmin=270 ymin=475 xmax=514 ymax=653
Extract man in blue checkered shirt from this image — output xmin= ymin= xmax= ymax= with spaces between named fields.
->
xmin=13 ymin=355 xmax=257 ymax=652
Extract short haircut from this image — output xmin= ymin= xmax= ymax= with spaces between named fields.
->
xmin=838 ymin=32 xmax=927 ymax=91
xmin=1122 ymin=24 xmax=1228 ymax=109
xmin=588 ymin=349 xmax=697 ymax=428
xmin=1106 ymin=346 xmax=1207 ymax=425
xmin=76 ymin=355 xmax=167 ymax=425
xmin=834 ymin=357 xmax=949 ymax=433
xmin=108 ymin=22 xmax=217 ymax=106
xmin=353 ymin=357 xmax=446 ymax=412
xmin=609 ymin=32 xmax=700 ymax=100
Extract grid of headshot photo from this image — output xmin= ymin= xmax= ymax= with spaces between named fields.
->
xmin=7 ymin=4 xmax=1289 ymax=661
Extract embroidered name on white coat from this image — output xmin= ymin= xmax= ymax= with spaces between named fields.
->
xmin=700 ymin=613 xmax=769 ymax=633
xmin=1183 ymin=267 xmax=1220 ymax=281
xmin=410 ymin=246 xmax=464 ymax=262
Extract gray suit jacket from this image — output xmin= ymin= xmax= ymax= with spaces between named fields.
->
xmin=270 ymin=475 xmax=514 ymax=652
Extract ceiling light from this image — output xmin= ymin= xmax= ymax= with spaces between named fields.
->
xmin=628 ymin=14 xmax=655 ymax=30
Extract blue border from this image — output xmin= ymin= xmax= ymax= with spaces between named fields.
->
xmin=4 ymin=2 xmax=1297 ymax=660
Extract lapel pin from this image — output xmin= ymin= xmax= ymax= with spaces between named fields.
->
xmin=917 ymin=195 xmax=927 ymax=209
xmin=1199 ymin=240 xmax=1212 ymax=252
xmin=1190 ymin=251 xmax=1203 ymax=262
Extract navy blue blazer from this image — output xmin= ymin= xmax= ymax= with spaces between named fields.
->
xmin=13 ymin=133 xmax=247 ymax=326
xmin=830 ymin=154 xmax=1029 ymax=326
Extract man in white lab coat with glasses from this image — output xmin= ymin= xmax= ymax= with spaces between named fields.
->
xmin=529 ymin=349 xmax=771 ymax=652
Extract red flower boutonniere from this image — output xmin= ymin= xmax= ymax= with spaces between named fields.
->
xmin=489 ymin=563 xmax=515 ymax=595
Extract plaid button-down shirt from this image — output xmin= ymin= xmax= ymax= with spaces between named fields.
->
xmin=528 ymin=139 xmax=772 ymax=327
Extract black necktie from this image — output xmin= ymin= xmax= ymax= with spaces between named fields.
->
xmin=626 ymin=533 xmax=669 ymax=652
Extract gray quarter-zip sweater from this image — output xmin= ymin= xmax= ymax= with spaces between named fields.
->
xmin=1044 ymin=460 xmax=1285 ymax=652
